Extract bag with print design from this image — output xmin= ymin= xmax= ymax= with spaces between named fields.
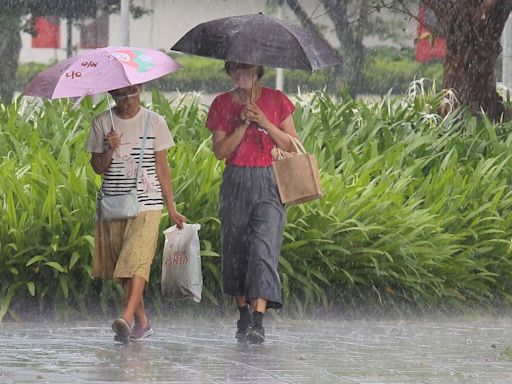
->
xmin=161 ymin=223 xmax=202 ymax=302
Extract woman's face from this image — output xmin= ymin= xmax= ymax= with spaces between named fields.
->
xmin=111 ymin=85 xmax=141 ymax=114
xmin=230 ymin=67 xmax=258 ymax=90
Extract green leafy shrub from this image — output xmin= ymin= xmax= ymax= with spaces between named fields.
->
xmin=4 ymin=86 xmax=512 ymax=321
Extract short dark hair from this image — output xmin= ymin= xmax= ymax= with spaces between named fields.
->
xmin=224 ymin=61 xmax=265 ymax=79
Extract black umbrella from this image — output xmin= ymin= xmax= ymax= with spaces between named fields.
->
xmin=171 ymin=13 xmax=342 ymax=72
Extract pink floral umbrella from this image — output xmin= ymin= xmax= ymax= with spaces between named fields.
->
xmin=24 ymin=46 xmax=181 ymax=100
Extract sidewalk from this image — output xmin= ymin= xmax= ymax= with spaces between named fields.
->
xmin=1 ymin=317 xmax=511 ymax=383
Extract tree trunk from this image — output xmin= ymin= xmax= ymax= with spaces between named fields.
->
xmin=66 ymin=19 xmax=73 ymax=58
xmin=0 ymin=12 xmax=22 ymax=104
xmin=321 ymin=0 xmax=354 ymax=95
xmin=423 ymin=0 xmax=511 ymax=121
xmin=443 ymin=32 xmax=503 ymax=119
xmin=322 ymin=0 xmax=369 ymax=96
xmin=283 ymin=0 xmax=320 ymax=34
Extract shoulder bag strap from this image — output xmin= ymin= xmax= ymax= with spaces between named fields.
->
xmin=99 ymin=110 xmax=151 ymax=196
xmin=134 ymin=110 xmax=151 ymax=188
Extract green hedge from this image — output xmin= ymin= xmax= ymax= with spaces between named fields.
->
xmin=17 ymin=47 xmax=443 ymax=96
xmin=362 ymin=47 xmax=443 ymax=94
xmin=158 ymin=50 xmax=442 ymax=95
xmin=16 ymin=62 xmax=49 ymax=90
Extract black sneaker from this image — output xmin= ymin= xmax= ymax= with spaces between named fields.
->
xmin=247 ymin=325 xmax=265 ymax=344
xmin=235 ymin=319 xmax=250 ymax=341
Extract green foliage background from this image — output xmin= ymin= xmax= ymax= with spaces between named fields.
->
xmin=16 ymin=48 xmax=443 ymax=97
xmin=2 ymin=84 xmax=512 ymax=321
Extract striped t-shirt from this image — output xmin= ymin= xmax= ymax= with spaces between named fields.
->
xmin=86 ymin=107 xmax=174 ymax=212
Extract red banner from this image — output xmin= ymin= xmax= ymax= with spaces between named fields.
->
xmin=416 ymin=5 xmax=446 ymax=63
xmin=32 ymin=16 xmax=60 ymax=48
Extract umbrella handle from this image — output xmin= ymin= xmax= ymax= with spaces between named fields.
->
xmin=107 ymin=94 xmax=116 ymax=131
xmin=250 ymin=75 xmax=258 ymax=103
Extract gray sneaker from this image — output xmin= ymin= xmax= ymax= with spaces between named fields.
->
xmin=113 ymin=334 xmax=129 ymax=343
xmin=129 ymin=323 xmax=153 ymax=342
xmin=112 ymin=317 xmax=131 ymax=342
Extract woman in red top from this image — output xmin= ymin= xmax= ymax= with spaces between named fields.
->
xmin=206 ymin=61 xmax=298 ymax=343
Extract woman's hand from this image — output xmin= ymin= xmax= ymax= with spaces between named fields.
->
xmin=107 ymin=128 xmax=121 ymax=149
xmin=246 ymin=102 xmax=270 ymax=130
xmin=240 ymin=106 xmax=249 ymax=124
xmin=169 ymin=206 xmax=186 ymax=229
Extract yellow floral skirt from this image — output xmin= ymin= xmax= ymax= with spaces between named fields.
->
xmin=92 ymin=210 xmax=161 ymax=282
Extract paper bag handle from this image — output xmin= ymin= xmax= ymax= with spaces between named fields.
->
xmin=273 ymin=134 xmax=307 ymax=160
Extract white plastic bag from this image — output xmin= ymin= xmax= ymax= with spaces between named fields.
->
xmin=161 ymin=223 xmax=202 ymax=302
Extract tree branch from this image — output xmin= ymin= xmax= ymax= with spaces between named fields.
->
xmin=421 ymin=0 xmax=449 ymax=13
xmin=283 ymin=0 xmax=322 ymax=34
xmin=374 ymin=1 xmax=446 ymax=36
xmin=421 ymin=0 xmax=453 ymax=23
xmin=320 ymin=0 xmax=349 ymax=34
xmin=376 ymin=0 xmax=418 ymax=21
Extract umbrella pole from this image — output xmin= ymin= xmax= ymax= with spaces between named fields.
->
xmin=251 ymin=75 xmax=255 ymax=103
xmin=106 ymin=93 xmax=116 ymax=131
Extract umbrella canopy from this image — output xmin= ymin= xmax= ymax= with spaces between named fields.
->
xmin=170 ymin=13 xmax=342 ymax=72
xmin=24 ymin=46 xmax=181 ymax=99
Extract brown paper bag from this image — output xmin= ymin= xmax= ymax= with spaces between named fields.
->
xmin=271 ymin=136 xmax=323 ymax=205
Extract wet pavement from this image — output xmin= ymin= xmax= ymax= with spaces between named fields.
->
xmin=1 ymin=316 xmax=512 ymax=383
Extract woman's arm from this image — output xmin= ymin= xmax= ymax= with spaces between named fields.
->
xmin=155 ymin=150 xmax=185 ymax=228
xmin=211 ymin=119 xmax=250 ymax=160
xmin=89 ymin=129 xmax=121 ymax=174
xmin=90 ymin=149 xmax=115 ymax=175
xmin=273 ymin=115 xmax=298 ymax=152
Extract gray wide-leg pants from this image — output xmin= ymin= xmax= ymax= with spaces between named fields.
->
xmin=219 ymin=165 xmax=285 ymax=309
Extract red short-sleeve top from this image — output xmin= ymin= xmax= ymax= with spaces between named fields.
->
xmin=205 ymin=87 xmax=295 ymax=167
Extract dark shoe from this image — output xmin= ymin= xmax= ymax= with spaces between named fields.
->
xmin=112 ymin=317 xmax=131 ymax=342
xmin=235 ymin=319 xmax=251 ymax=341
xmin=129 ymin=323 xmax=153 ymax=342
xmin=114 ymin=334 xmax=130 ymax=343
xmin=247 ymin=325 xmax=265 ymax=344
